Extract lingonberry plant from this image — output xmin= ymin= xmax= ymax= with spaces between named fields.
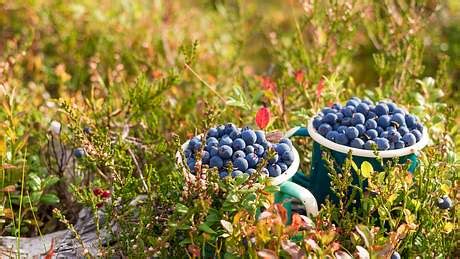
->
xmin=0 ymin=0 xmax=458 ymax=257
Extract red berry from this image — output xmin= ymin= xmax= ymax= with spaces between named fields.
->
xmin=101 ymin=190 xmax=111 ymax=198
xmin=96 ymin=202 xmax=103 ymax=208
xmin=93 ymin=188 xmax=103 ymax=196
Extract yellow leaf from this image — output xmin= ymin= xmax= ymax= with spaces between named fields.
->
xmin=361 ymin=161 xmax=373 ymax=178
xmin=443 ymin=222 xmax=453 ymax=233
xmin=351 ymin=160 xmax=359 ymax=172
xmin=440 ymin=184 xmax=450 ymax=194
xmin=0 ymin=138 xmax=5 ymax=157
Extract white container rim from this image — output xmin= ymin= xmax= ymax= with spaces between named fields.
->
xmin=177 ymin=133 xmax=300 ymax=186
xmin=299 ymin=118 xmax=429 ymax=158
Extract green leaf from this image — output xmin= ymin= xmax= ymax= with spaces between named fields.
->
xmin=360 ymin=161 xmax=373 ymax=178
xmin=175 ymin=203 xmax=188 ymax=214
xmin=199 ymin=223 xmax=217 ymax=234
xmin=235 ymin=173 xmax=249 ymax=185
xmin=264 ymin=185 xmax=280 ymax=193
xmin=220 ymin=220 xmax=233 ymax=234
xmin=355 ymin=224 xmax=373 ymax=248
xmin=40 ymin=193 xmax=60 ymax=205
xmin=43 ymin=176 xmax=60 ymax=189
xmin=227 ymin=193 xmax=239 ymax=203
xmin=351 ymin=160 xmax=359 ymax=172
xmin=28 ymin=173 xmax=42 ymax=191
xmin=30 ymin=191 xmax=42 ymax=204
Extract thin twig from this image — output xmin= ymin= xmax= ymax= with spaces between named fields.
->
xmin=184 ymin=63 xmax=226 ymax=102
xmin=127 ymin=148 xmax=149 ymax=192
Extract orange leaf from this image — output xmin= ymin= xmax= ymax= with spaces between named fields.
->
xmin=255 ymin=106 xmax=271 ymax=129
xmin=45 ymin=239 xmax=54 ymax=259
xmin=316 ymin=78 xmax=325 ymax=98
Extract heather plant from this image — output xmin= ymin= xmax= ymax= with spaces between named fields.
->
xmin=0 ymin=0 xmax=458 ymax=258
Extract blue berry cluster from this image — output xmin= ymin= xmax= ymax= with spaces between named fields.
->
xmin=312 ymin=97 xmax=424 ymax=150
xmin=184 ymin=123 xmax=296 ymax=179
xmin=437 ymin=195 xmax=453 ymax=210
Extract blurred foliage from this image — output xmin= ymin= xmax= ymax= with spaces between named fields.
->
xmin=0 ymin=0 xmax=458 ymax=257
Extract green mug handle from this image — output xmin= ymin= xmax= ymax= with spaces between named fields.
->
xmin=277 ymin=126 xmax=318 ymax=217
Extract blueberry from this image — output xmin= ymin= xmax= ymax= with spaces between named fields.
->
xmin=375 ymin=138 xmax=390 ymax=150
xmin=376 ymin=127 xmax=384 ymax=135
xmin=351 ymin=113 xmax=366 ymax=125
xmin=356 ymin=103 xmax=369 ymax=115
xmin=367 ymin=111 xmax=377 ymax=120
xmin=402 ymin=133 xmax=416 ymax=146
xmin=83 ymin=126 xmax=92 ymax=134
xmin=389 ymin=142 xmax=395 ymax=150
xmin=281 ymin=151 xmax=295 ymax=166
xmin=202 ymin=151 xmax=210 ymax=164
xmin=393 ymin=108 xmax=405 ymax=114
xmin=391 ymin=251 xmax=401 ymax=259
xmin=279 ymin=138 xmax=293 ymax=148
xmin=341 ymin=106 xmax=355 ymax=117
xmin=187 ymin=158 xmax=196 ymax=172
xmin=219 ymin=171 xmax=229 ymax=179
xmin=232 ymin=138 xmax=246 ymax=150
xmin=184 ymin=149 xmax=192 ymax=158
xmin=233 ymin=157 xmax=249 ymax=171
xmin=245 ymin=145 xmax=255 ymax=154
xmin=326 ymin=130 xmax=339 ymax=141
xmin=253 ymin=144 xmax=265 ymax=157
xmin=398 ymin=126 xmax=409 ymax=136
xmin=356 ymin=124 xmax=366 ymax=135
xmin=388 ymin=131 xmax=401 ymax=143
xmin=223 ymin=123 xmax=238 ymax=135
xmin=206 ymin=137 xmax=219 ymax=147
xmin=219 ymin=135 xmax=233 ymax=147
xmin=218 ymin=145 xmax=233 ymax=159
xmin=364 ymin=140 xmax=376 ymax=150
xmin=336 ymin=126 xmax=347 ymax=134
xmin=255 ymin=130 xmax=267 ymax=144
xmin=332 ymin=103 xmax=342 ymax=110
xmin=232 ymin=150 xmax=245 ymax=160
xmin=207 ymin=128 xmax=219 ymax=138
xmin=386 ymin=126 xmax=397 ymax=133
xmin=190 ymin=137 xmax=202 ymax=151
xmin=209 ymin=146 xmax=219 ymax=157
xmin=342 ymin=117 xmax=353 ymax=126
xmin=261 ymin=168 xmax=269 ymax=176
xmin=380 ymin=131 xmax=389 ymax=139
xmin=391 ymin=113 xmax=406 ymax=127
xmin=350 ymin=138 xmax=364 ymax=149
xmin=277 ymin=162 xmax=288 ymax=172
xmin=335 ymin=133 xmax=349 ymax=145
xmin=377 ymin=115 xmax=391 ymax=128
xmin=217 ymin=125 xmax=226 ymax=137
xmin=346 ymin=99 xmax=359 ymax=107
xmin=387 ymin=102 xmax=397 ymax=113
xmin=323 ymin=113 xmax=338 ymax=124
xmin=318 ymin=123 xmax=332 ymax=136
xmin=267 ymin=153 xmax=279 ymax=164
xmin=268 ymin=164 xmax=282 ymax=177
xmin=245 ymin=168 xmax=257 ymax=175
xmin=375 ymin=103 xmax=389 ymax=116
xmin=241 ymin=129 xmax=257 ymax=145
xmin=365 ymin=129 xmax=378 ymax=140
xmin=322 ymin=108 xmax=337 ymax=114
xmin=415 ymin=122 xmax=423 ymax=132
xmin=345 ymin=127 xmax=359 ymax=139
xmin=229 ymin=128 xmax=241 ymax=140
xmin=332 ymin=123 xmax=340 ymax=130
xmin=275 ymin=143 xmax=291 ymax=155
xmin=210 ymin=156 xmax=224 ymax=169
xmin=405 ymin=114 xmax=417 ymax=128
xmin=246 ymin=153 xmax=259 ymax=168
xmin=395 ymin=141 xmax=405 ymax=149
xmin=411 ymin=129 xmax=422 ymax=142
xmin=232 ymin=170 xmax=243 ymax=178
xmin=336 ymin=112 xmax=344 ymax=121
xmin=437 ymin=196 xmax=453 ymax=210
xmin=365 ymin=119 xmax=377 ymax=130
xmin=362 ymin=99 xmax=373 ymax=105
xmin=313 ymin=116 xmax=323 ymax=129
xmin=74 ymin=148 xmax=85 ymax=158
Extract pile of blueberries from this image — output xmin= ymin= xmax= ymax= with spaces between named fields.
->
xmin=312 ymin=97 xmax=424 ymax=150
xmin=184 ymin=124 xmax=295 ymax=179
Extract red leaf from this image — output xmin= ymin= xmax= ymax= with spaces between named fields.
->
xmin=255 ymin=107 xmax=271 ymax=129
xmin=316 ymin=78 xmax=325 ymax=98
xmin=294 ymin=70 xmax=304 ymax=84
xmin=260 ymin=76 xmax=277 ymax=92
xmin=45 ymin=239 xmax=54 ymax=259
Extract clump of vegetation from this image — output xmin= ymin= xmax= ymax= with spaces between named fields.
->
xmin=0 ymin=0 xmax=458 ymax=257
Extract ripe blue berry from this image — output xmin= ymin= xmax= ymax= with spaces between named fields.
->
xmin=281 ymin=151 xmax=295 ymax=166
xmin=336 ymin=133 xmax=349 ymax=145
xmin=187 ymin=158 xmax=196 ymax=172
xmin=241 ymin=129 xmax=257 ymax=145
xmin=391 ymin=251 xmax=401 ymax=259
xmin=387 ymin=102 xmax=397 ymax=113
xmin=341 ymin=117 xmax=352 ymax=126
xmin=332 ymin=103 xmax=343 ymax=110
xmin=229 ymin=129 xmax=241 ymax=140
xmin=313 ymin=116 xmax=323 ymax=129
xmin=206 ymin=137 xmax=219 ymax=147
xmin=318 ymin=123 xmax=332 ymax=136
xmin=365 ymin=129 xmax=378 ymax=140
xmin=336 ymin=112 xmax=344 ymax=121
xmin=245 ymin=168 xmax=257 ymax=175
xmin=219 ymin=135 xmax=233 ymax=147
xmin=275 ymin=143 xmax=291 ymax=155
xmin=390 ymin=113 xmax=406 ymax=127
xmin=437 ymin=196 xmax=453 ymax=210
xmin=223 ymin=123 xmax=237 ymax=135
xmin=202 ymin=151 xmax=210 ymax=164
xmin=376 ymin=127 xmax=384 ymax=135
xmin=268 ymin=164 xmax=282 ymax=177
xmin=364 ymin=140 xmax=376 ymax=150
xmin=323 ymin=113 xmax=338 ymax=124
xmin=232 ymin=150 xmax=245 ymax=160
xmin=380 ymin=131 xmax=389 ymax=139
xmin=377 ymin=115 xmax=391 ymax=128
xmin=367 ymin=111 xmax=377 ymax=120
xmin=277 ymin=162 xmax=288 ymax=172
xmin=246 ymin=153 xmax=259 ymax=168
xmin=208 ymin=146 xmax=219 ymax=157
xmin=217 ymin=125 xmax=226 ymax=137
xmin=375 ymin=138 xmax=390 ymax=150
xmin=210 ymin=156 xmax=224 ymax=169
xmin=326 ymin=130 xmax=339 ymax=141
xmin=411 ymin=129 xmax=422 ymax=142
xmin=346 ymin=99 xmax=359 ymax=107
xmin=402 ymin=133 xmax=416 ymax=146
xmin=74 ymin=148 xmax=85 ymax=158
xmin=232 ymin=138 xmax=246 ymax=150
xmin=365 ymin=119 xmax=377 ymax=130
xmin=253 ymin=144 xmax=265 ymax=157
xmin=232 ymin=170 xmax=243 ymax=178
xmin=322 ymin=108 xmax=337 ymax=114
xmin=332 ymin=123 xmax=340 ymax=130
xmin=207 ymin=128 xmax=219 ymax=138
xmin=184 ymin=149 xmax=192 ymax=158
xmin=356 ymin=124 xmax=366 ymax=135
xmin=190 ymin=137 xmax=202 ymax=151
xmin=345 ymin=127 xmax=359 ymax=139
xmin=233 ymin=157 xmax=249 ymax=171
xmin=219 ymin=171 xmax=229 ymax=179
xmin=392 ymin=108 xmax=405 ymax=114
xmin=350 ymin=138 xmax=364 ymax=149
xmin=245 ymin=145 xmax=255 ymax=154
xmin=362 ymin=99 xmax=373 ymax=105
xmin=336 ymin=126 xmax=347 ymax=134
xmin=341 ymin=106 xmax=355 ymax=117
xmin=405 ymin=114 xmax=417 ymax=128
xmin=218 ymin=145 xmax=233 ymax=159
xmin=351 ymin=113 xmax=366 ymax=125
xmin=255 ymin=130 xmax=267 ymax=144
xmin=356 ymin=103 xmax=369 ymax=115
xmin=375 ymin=103 xmax=389 ymax=116
xmin=395 ymin=141 xmax=405 ymax=149
xmin=398 ymin=126 xmax=409 ymax=136
xmin=279 ymin=138 xmax=293 ymax=148
xmin=388 ymin=131 xmax=401 ymax=143
xmin=415 ymin=122 xmax=423 ymax=132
